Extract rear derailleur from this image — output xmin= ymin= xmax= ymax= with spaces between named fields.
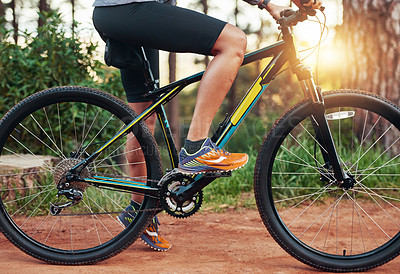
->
xmin=50 ymin=173 xmax=84 ymax=216
xmin=50 ymin=186 xmax=83 ymax=216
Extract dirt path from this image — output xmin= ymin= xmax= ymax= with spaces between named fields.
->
xmin=1 ymin=209 xmax=399 ymax=274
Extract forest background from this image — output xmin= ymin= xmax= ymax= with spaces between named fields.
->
xmin=0 ymin=0 xmax=399 ymax=208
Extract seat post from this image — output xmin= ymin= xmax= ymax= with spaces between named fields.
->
xmin=140 ymin=47 xmax=160 ymax=91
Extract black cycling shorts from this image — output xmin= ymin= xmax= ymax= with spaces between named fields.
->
xmin=93 ymin=2 xmax=227 ymax=102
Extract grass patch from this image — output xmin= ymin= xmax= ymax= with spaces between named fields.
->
xmin=201 ymin=149 xmax=258 ymax=211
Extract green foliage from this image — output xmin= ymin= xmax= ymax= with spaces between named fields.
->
xmin=203 ymin=148 xmax=257 ymax=209
xmin=225 ymin=114 xmax=268 ymax=153
xmin=202 ymin=117 xmax=267 ymax=209
xmin=0 ymin=11 xmax=124 ymax=117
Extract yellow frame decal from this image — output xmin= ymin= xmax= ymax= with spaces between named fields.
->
xmin=230 ymin=64 xmax=273 ymax=126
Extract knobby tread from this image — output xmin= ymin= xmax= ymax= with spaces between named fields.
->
xmin=0 ymin=86 xmax=163 ymax=265
xmin=253 ymin=89 xmax=400 ymax=272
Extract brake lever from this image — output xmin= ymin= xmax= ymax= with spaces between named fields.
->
xmin=300 ymin=0 xmax=325 ymax=16
xmin=301 ymin=6 xmax=316 ymax=16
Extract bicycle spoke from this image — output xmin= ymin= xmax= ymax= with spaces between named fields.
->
xmin=78 ymin=113 xmax=115 ymax=159
xmin=275 ymin=186 xmax=336 ymax=205
xmin=297 ymin=191 xmax=345 ymax=239
xmin=57 ymin=103 xmax=64 ymax=155
xmin=356 ymin=184 xmax=400 ymax=229
xmin=19 ymin=189 xmax=53 ymax=228
xmin=283 ymin=183 xmax=335 ymax=225
xmin=357 ymin=152 xmax=400 ymax=185
xmin=263 ymin=92 xmax=400 ymax=264
xmin=92 ymin=131 xmax=138 ymax=170
xmin=82 ymin=199 xmax=115 ymax=239
xmin=279 ymin=145 xmax=332 ymax=181
xmin=348 ymin=122 xmax=393 ymax=173
xmin=8 ymin=136 xmax=54 ymax=172
xmin=10 ymin=185 xmax=54 ymax=218
xmin=289 ymin=132 xmax=324 ymax=168
xmin=0 ymin=87 xmax=161 ymax=263
xmin=76 ymin=106 xmax=101 ymax=157
xmin=309 ymin=193 xmax=344 ymax=249
xmin=44 ymin=215 xmax=60 ymax=245
xmin=28 ymin=114 xmax=65 ymax=159
xmin=346 ymin=192 xmax=391 ymax=240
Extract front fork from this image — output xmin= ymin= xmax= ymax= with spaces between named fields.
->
xmin=297 ymin=66 xmax=350 ymax=184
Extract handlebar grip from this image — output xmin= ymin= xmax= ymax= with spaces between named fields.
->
xmin=280 ymin=9 xmax=295 ymax=18
xmin=304 ymin=7 xmax=317 ymax=16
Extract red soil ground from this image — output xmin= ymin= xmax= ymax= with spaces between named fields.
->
xmin=1 ymin=209 xmax=399 ymax=273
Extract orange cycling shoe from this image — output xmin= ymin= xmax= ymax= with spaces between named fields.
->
xmin=178 ymin=138 xmax=248 ymax=174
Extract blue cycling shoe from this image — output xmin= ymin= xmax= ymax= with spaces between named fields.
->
xmin=118 ymin=202 xmax=171 ymax=252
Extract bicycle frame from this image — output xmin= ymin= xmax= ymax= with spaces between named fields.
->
xmin=71 ymin=24 xmax=348 ymax=197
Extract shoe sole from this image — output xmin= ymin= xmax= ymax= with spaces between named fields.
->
xmin=141 ymin=237 xmax=171 ymax=252
xmin=178 ymin=159 xmax=248 ymax=175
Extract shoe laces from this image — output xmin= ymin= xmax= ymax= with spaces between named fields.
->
xmin=209 ymin=140 xmax=230 ymax=156
xmin=147 ymin=215 xmax=160 ymax=232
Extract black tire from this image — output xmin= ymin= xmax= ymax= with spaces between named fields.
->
xmin=0 ymin=86 xmax=162 ymax=264
xmin=254 ymin=90 xmax=400 ymax=272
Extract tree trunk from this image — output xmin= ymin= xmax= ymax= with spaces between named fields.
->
xmin=342 ymin=0 xmax=400 ymax=149
xmin=71 ymin=0 xmax=76 ymax=34
xmin=167 ymin=52 xmax=180 ymax=147
xmin=10 ymin=0 xmax=17 ymax=43
xmin=0 ymin=1 xmax=5 ymax=40
xmin=0 ymin=1 xmax=4 ymax=20
xmin=342 ymin=0 xmax=400 ymax=105
xmin=38 ymin=0 xmax=50 ymax=27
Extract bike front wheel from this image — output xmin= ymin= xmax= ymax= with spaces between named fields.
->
xmin=0 ymin=86 xmax=162 ymax=264
xmin=255 ymin=90 xmax=400 ymax=271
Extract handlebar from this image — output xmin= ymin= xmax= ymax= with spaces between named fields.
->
xmin=277 ymin=10 xmax=307 ymax=28
xmin=277 ymin=5 xmax=325 ymax=29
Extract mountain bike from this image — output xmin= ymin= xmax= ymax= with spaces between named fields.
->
xmin=0 ymin=8 xmax=399 ymax=272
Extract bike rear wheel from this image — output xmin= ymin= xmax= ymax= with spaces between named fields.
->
xmin=255 ymin=90 xmax=400 ymax=271
xmin=0 ymin=86 xmax=162 ymax=264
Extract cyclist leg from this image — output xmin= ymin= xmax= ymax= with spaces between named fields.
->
xmin=187 ymin=24 xmax=247 ymax=141
xmin=93 ymin=2 xmax=248 ymax=171
xmin=115 ymin=45 xmax=171 ymax=251
xmin=120 ymin=47 xmax=159 ymax=203
xmin=179 ymin=24 xmax=249 ymax=173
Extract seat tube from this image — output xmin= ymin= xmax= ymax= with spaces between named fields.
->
xmin=156 ymin=105 xmax=179 ymax=169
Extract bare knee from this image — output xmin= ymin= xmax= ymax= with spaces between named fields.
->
xmin=211 ymin=24 xmax=247 ymax=63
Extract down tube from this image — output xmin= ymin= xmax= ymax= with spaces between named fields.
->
xmin=216 ymin=52 xmax=285 ymax=148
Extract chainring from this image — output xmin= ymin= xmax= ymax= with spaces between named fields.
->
xmin=160 ymin=172 xmax=203 ymax=219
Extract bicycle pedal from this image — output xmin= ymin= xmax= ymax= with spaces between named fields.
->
xmin=204 ymin=171 xmax=232 ymax=178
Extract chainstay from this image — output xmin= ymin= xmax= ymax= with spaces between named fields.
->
xmin=56 ymin=207 xmax=162 ymax=216
xmin=91 ymin=172 xmax=161 ymax=183
xmin=54 ymin=172 xmax=162 ymax=216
